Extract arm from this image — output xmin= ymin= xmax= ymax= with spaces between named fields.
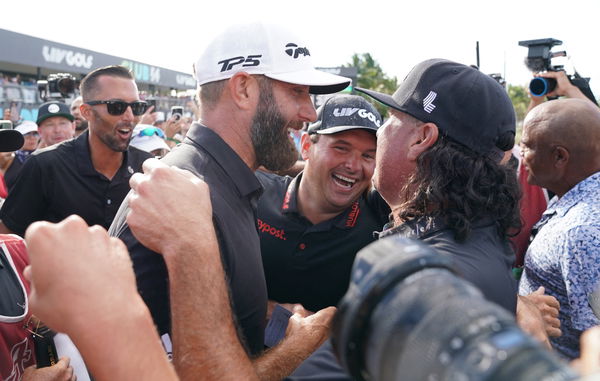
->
xmin=22 ymin=357 xmax=75 ymax=381
xmin=127 ymin=158 xmax=258 ymax=381
xmin=24 ymin=216 xmax=177 ymax=381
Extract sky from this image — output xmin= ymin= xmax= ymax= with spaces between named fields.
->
xmin=3 ymin=0 xmax=599 ymax=98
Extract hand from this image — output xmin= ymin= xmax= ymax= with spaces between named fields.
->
xmin=571 ymin=326 xmax=600 ymax=377
xmin=516 ymin=294 xmax=552 ymax=349
xmin=284 ymin=306 xmax=336 ymax=356
xmin=22 ymin=357 xmax=76 ymax=381
xmin=139 ymin=105 xmax=158 ymax=125
xmin=24 ymin=215 xmax=139 ymax=334
xmin=535 ymin=70 xmax=584 ymax=99
xmin=127 ymin=158 xmax=213 ymax=257
xmin=266 ymin=300 xmax=314 ymax=321
xmin=163 ymin=114 xmax=183 ymax=140
xmin=523 ymin=286 xmax=561 ymax=337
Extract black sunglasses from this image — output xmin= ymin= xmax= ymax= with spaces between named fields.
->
xmin=86 ymin=100 xmax=148 ymax=116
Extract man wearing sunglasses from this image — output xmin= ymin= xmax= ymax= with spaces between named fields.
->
xmin=0 ymin=65 xmax=152 ymax=237
xmin=110 ymin=22 xmax=350 ymax=380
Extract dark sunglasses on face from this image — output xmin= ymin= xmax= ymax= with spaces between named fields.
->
xmin=85 ymin=100 xmax=148 ymax=116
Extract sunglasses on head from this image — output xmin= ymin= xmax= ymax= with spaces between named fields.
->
xmin=86 ymin=100 xmax=148 ymax=116
xmin=137 ymin=127 xmax=165 ymax=139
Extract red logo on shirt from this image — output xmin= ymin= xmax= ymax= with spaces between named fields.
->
xmin=346 ymin=202 xmax=360 ymax=227
xmin=258 ymin=219 xmax=287 ymax=240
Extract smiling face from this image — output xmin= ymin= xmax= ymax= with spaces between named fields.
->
xmin=37 ymin=116 xmax=75 ymax=147
xmin=82 ymin=75 xmax=140 ymax=152
xmin=302 ymin=129 xmax=376 ymax=213
xmin=251 ymin=78 xmax=316 ymax=172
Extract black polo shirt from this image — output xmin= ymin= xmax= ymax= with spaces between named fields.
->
xmin=379 ymin=216 xmax=518 ymax=313
xmin=256 ymin=171 xmax=390 ymax=312
xmin=0 ymin=131 xmax=150 ymax=236
xmin=109 ymin=124 xmax=267 ymax=356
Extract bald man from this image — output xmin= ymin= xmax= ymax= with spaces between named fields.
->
xmin=518 ymin=98 xmax=600 ymax=360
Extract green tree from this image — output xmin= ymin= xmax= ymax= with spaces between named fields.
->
xmin=507 ymin=84 xmax=530 ymax=142
xmin=344 ymin=53 xmax=398 ymax=117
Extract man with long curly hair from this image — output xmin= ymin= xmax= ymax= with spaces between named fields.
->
xmin=357 ymin=59 xmax=521 ymax=313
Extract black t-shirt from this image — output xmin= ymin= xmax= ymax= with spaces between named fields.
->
xmin=110 ymin=124 xmax=267 ymax=356
xmin=256 ymin=171 xmax=390 ymax=312
xmin=0 ymin=131 xmax=151 ymax=236
xmin=379 ymin=216 xmax=518 ymax=313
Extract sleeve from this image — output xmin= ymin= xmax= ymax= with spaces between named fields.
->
xmin=560 ymin=225 xmax=600 ymax=330
xmin=0 ymin=155 xmax=48 ymax=236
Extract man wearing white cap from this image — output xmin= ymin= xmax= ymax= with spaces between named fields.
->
xmin=129 ymin=124 xmax=171 ymax=157
xmin=110 ymin=22 xmax=349 ymax=380
xmin=3 ymin=121 xmax=39 ymax=192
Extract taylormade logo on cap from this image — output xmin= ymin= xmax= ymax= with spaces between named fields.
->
xmin=194 ymin=22 xmax=351 ymax=95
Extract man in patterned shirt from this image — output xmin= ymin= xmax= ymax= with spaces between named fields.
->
xmin=519 ymin=98 xmax=600 ymax=359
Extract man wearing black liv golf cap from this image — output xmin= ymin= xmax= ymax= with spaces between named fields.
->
xmin=355 ymin=58 xmax=521 ymax=313
xmin=257 ymin=94 xmax=389 ymax=315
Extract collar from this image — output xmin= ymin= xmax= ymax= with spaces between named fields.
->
xmin=545 ymin=171 xmax=600 ymax=218
xmin=74 ymin=130 xmax=136 ymax=179
xmin=378 ymin=215 xmax=496 ymax=240
xmin=379 ymin=216 xmax=446 ymax=239
xmin=281 ymin=172 xmax=362 ymax=229
xmin=186 ymin=123 xmax=262 ymax=199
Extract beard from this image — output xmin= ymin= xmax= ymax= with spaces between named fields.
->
xmin=250 ymin=80 xmax=300 ymax=172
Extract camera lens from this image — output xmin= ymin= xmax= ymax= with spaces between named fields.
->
xmin=57 ymin=77 xmax=75 ymax=96
xmin=529 ymin=77 xmax=557 ymax=97
xmin=332 ymin=236 xmax=578 ymax=381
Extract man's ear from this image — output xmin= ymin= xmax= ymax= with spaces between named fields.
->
xmin=552 ymin=145 xmax=570 ymax=169
xmin=300 ymin=132 xmax=312 ymax=161
xmin=227 ymin=72 xmax=259 ymax=111
xmin=80 ymin=104 xmax=94 ymax=122
xmin=407 ymin=122 xmax=439 ymax=161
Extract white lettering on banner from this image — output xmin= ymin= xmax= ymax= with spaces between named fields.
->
xmin=176 ymin=74 xmax=196 ymax=87
xmin=42 ymin=46 xmax=93 ymax=69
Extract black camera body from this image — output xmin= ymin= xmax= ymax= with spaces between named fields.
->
xmin=518 ymin=38 xmax=596 ymax=104
xmin=37 ymin=73 xmax=77 ymax=101
xmin=332 ymin=236 xmax=578 ymax=381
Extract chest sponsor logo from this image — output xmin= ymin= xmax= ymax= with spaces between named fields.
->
xmin=345 ymin=201 xmax=360 ymax=227
xmin=258 ymin=218 xmax=287 ymax=241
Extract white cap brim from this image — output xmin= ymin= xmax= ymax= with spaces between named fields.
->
xmin=130 ymin=136 xmax=171 ymax=153
xmin=266 ymin=69 xmax=350 ymax=95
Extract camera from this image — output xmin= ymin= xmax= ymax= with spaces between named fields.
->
xmin=171 ymin=106 xmax=183 ymax=121
xmin=37 ymin=73 xmax=77 ymax=101
xmin=146 ymin=98 xmax=157 ymax=112
xmin=0 ymin=120 xmax=12 ymax=130
xmin=518 ymin=38 xmax=596 ymax=104
xmin=332 ymin=236 xmax=578 ymax=381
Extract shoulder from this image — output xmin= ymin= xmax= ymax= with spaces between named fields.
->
xmin=256 ymin=170 xmax=290 ymax=190
xmin=127 ymin=145 xmax=153 ymax=169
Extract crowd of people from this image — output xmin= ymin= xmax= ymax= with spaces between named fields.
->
xmin=1 ymin=21 xmax=599 ymax=381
